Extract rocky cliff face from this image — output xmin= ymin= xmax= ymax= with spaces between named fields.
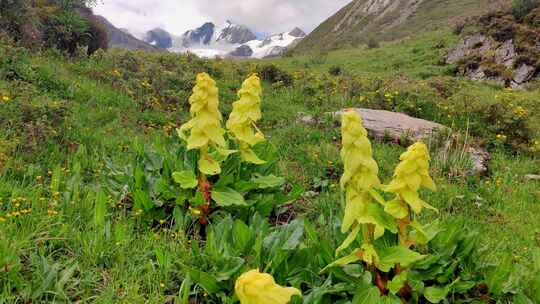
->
xmin=446 ymin=9 xmax=540 ymax=87
xmin=94 ymin=16 xmax=160 ymax=52
xmin=144 ymin=28 xmax=173 ymax=49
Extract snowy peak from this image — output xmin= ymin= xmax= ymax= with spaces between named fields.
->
xmin=181 ymin=22 xmax=216 ymax=47
xmin=216 ymin=20 xmax=257 ymax=44
xmin=170 ymin=21 xmax=305 ymax=59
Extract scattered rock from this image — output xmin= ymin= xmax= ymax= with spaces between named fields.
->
xmin=446 ymin=34 xmax=537 ymax=87
xmin=525 ymin=174 xmax=540 ymax=181
xmin=228 ymin=45 xmax=254 ymax=57
xmin=446 ymin=33 xmax=494 ymax=64
xmin=494 ymin=39 xmax=516 ymax=68
xmin=513 ymin=64 xmax=536 ymax=84
xmin=263 ymin=46 xmax=288 ymax=58
xmin=466 ymin=145 xmax=491 ymax=175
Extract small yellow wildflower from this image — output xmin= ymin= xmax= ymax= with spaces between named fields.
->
xmin=235 ymin=269 xmax=301 ymax=304
xmin=1 ymin=96 xmax=9 ymax=102
xmin=226 ymin=74 xmax=266 ymax=164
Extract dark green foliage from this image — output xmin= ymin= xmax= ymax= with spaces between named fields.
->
xmin=512 ymin=0 xmax=540 ymax=20
xmin=257 ymin=64 xmax=294 ymax=86
xmin=328 ymin=65 xmax=343 ymax=76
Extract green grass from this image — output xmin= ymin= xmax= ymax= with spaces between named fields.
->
xmin=0 ymin=29 xmax=539 ymax=302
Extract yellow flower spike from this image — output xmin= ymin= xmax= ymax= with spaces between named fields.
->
xmin=178 ymin=73 xmax=226 ymax=175
xmin=338 ymin=110 xmax=385 ymax=252
xmin=384 ymin=142 xmax=437 ymax=215
xmin=235 ymin=269 xmax=301 ymax=304
xmin=226 ymin=74 xmax=266 ymax=164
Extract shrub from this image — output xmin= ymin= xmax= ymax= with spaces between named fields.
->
xmin=367 ymin=36 xmax=380 ymax=49
xmin=512 ymin=0 xmax=540 ymax=20
xmin=257 ymin=64 xmax=293 ymax=86
xmin=328 ymin=65 xmax=343 ymax=76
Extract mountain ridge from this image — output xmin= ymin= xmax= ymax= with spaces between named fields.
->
xmin=294 ymin=0 xmax=504 ymax=53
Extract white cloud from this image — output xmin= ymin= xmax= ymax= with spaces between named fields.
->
xmin=93 ymin=0 xmax=350 ymax=36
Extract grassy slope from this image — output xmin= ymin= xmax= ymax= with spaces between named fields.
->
xmin=294 ymin=0 xmax=495 ymax=53
xmin=0 ymin=30 xmax=539 ymax=302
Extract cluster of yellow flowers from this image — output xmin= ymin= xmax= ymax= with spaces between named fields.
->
xmin=179 ymin=73 xmax=267 ymax=175
xmin=178 ymin=73 xmax=227 ymax=175
xmin=384 ymin=142 xmax=437 ymax=216
xmin=331 ymin=109 xmax=436 ymax=271
xmin=339 ymin=110 xmax=384 ymax=250
xmin=226 ymin=74 xmax=266 ymax=164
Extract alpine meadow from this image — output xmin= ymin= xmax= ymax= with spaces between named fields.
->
xmin=0 ymin=0 xmax=540 ymax=303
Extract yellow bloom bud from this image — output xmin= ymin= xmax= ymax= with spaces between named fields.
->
xmin=340 ymin=110 xmax=384 ymax=240
xmin=235 ymin=270 xmax=301 ymax=304
xmin=178 ymin=73 xmax=226 ymax=175
xmin=385 ymin=142 xmax=436 ymax=214
xmin=226 ymin=74 xmax=266 ymax=164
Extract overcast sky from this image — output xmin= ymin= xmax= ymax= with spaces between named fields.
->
xmin=93 ymin=0 xmax=350 ymax=36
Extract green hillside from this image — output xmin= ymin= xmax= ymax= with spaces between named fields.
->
xmin=294 ymin=0 xmax=500 ymax=53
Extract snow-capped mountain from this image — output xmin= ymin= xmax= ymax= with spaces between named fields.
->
xmin=166 ymin=21 xmax=305 ymax=59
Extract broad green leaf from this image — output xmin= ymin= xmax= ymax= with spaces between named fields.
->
xmin=336 ymin=224 xmax=361 ymax=255
xmin=251 ymin=174 xmax=285 ymax=189
xmin=211 ymin=187 xmax=246 ymax=207
xmin=321 ymin=252 xmax=361 ymax=273
xmin=409 ymin=220 xmax=441 ymax=245
xmin=172 ymin=171 xmax=198 ymax=189
xmin=368 ymin=203 xmax=397 ymax=233
xmin=182 ymin=266 xmax=221 ymax=293
xmin=352 ymin=284 xmax=382 ymax=304
xmin=424 ymin=285 xmax=451 ymax=303
xmin=198 ymin=155 xmax=221 ymax=175
xmin=424 ymin=279 xmax=459 ymax=303
xmin=378 ymin=246 xmax=426 ymax=272
xmin=94 ymin=190 xmax=107 ymax=228
xmin=388 ymin=271 xmax=408 ymax=295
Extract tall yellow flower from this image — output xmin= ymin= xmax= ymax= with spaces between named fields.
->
xmin=384 ymin=142 xmax=437 ymax=216
xmin=226 ymin=74 xmax=266 ymax=164
xmin=235 ymin=270 xmax=301 ymax=304
xmin=178 ymin=73 xmax=226 ymax=175
xmin=339 ymin=110 xmax=384 ymax=250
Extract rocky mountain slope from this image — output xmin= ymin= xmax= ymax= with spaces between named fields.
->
xmin=95 ymin=16 xmax=160 ymax=52
xmin=294 ymin=0 xmax=501 ymax=52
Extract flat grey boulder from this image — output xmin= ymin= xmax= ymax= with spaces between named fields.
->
xmin=331 ymin=108 xmax=447 ymax=141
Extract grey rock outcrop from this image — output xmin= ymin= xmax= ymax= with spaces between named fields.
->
xmin=446 ymin=34 xmax=538 ymax=87
xmin=228 ymin=45 xmax=253 ymax=57
xmin=144 ymin=28 xmax=173 ymax=49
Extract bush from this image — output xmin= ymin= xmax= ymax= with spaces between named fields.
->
xmin=257 ymin=64 xmax=293 ymax=86
xmin=367 ymin=36 xmax=380 ymax=49
xmin=328 ymin=65 xmax=343 ymax=76
xmin=512 ymin=0 xmax=540 ymax=20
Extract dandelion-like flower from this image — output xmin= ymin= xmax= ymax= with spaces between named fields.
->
xmin=384 ymin=142 xmax=436 ymax=216
xmin=340 ymin=110 xmax=384 ymax=243
xmin=226 ymin=74 xmax=266 ymax=164
xmin=235 ymin=269 xmax=301 ymax=304
xmin=178 ymin=73 xmax=226 ymax=175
